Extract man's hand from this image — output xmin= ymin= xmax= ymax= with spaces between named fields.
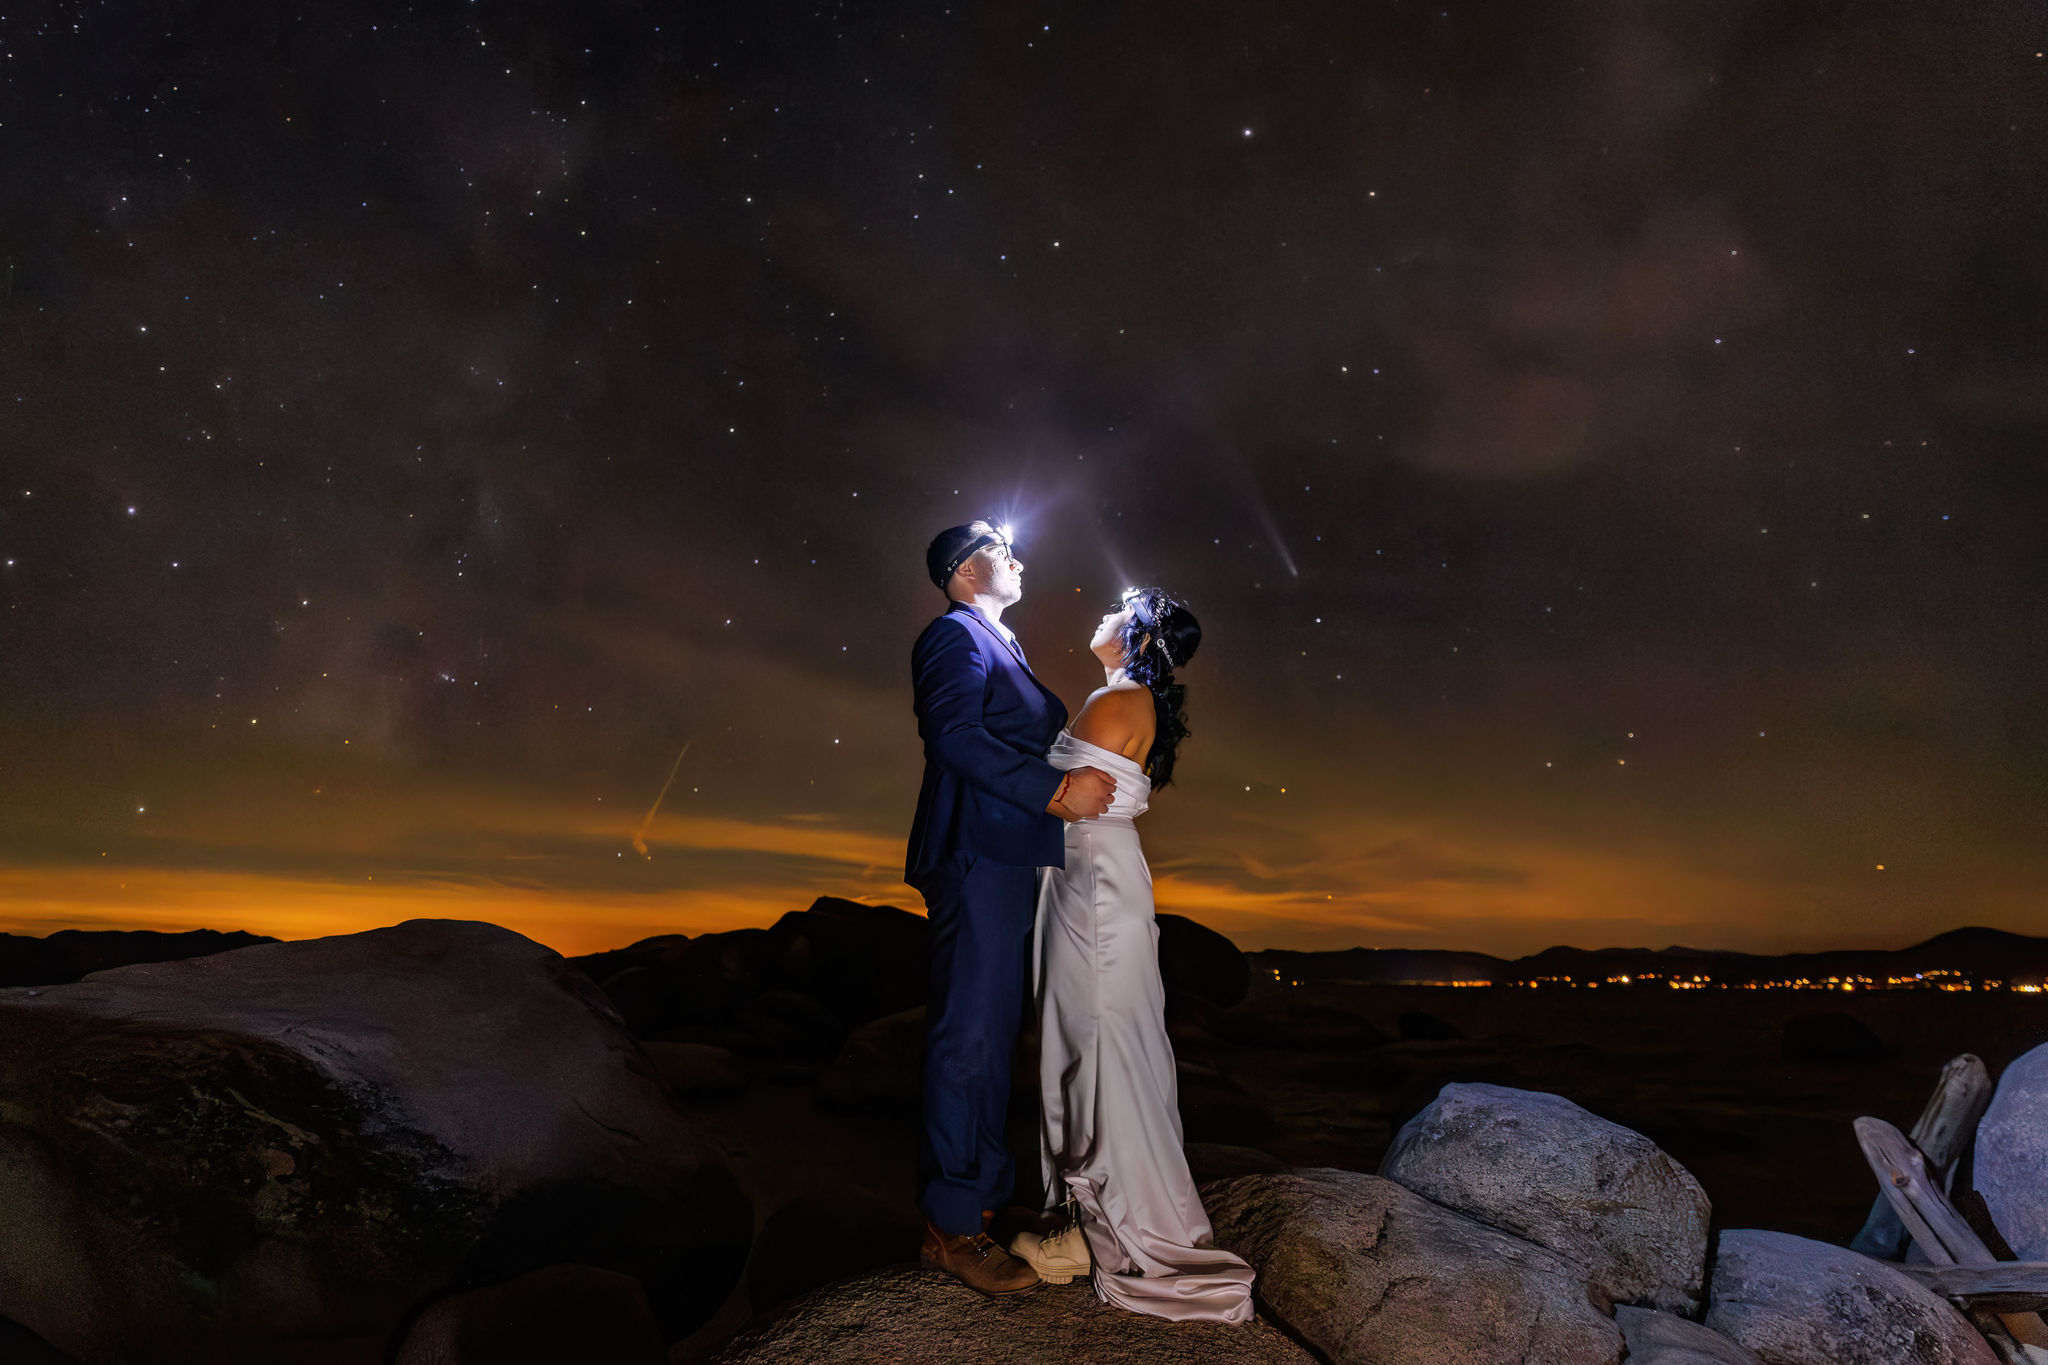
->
xmin=1049 ymin=765 xmax=1117 ymax=821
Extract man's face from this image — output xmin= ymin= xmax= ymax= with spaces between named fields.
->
xmin=979 ymin=540 xmax=1024 ymax=606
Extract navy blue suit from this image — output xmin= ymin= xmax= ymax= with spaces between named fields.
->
xmin=907 ymin=601 xmax=1068 ymax=1233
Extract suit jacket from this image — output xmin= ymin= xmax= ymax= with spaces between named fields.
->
xmin=905 ymin=601 xmax=1069 ymax=887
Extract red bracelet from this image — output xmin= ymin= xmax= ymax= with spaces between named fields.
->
xmin=1053 ymin=774 xmax=1072 ymax=806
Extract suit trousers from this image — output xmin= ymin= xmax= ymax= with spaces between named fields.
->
xmin=917 ymin=852 xmax=1038 ymax=1235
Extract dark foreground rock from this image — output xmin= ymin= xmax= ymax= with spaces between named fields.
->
xmin=758 ymin=899 xmax=930 ymax=1029
xmin=1616 ymin=1306 xmax=1761 ymax=1364
xmin=0 ymin=919 xmax=750 ymax=1365
xmin=714 ymin=1267 xmax=1316 ymax=1364
xmin=1379 ymin=1082 xmax=1710 ymax=1314
xmin=1176 ymin=1061 xmax=1278 ymax=1144
xmin=578 ymin=899 xmax=932 ymax=1044
xmin=1215 ymin=996 xmax=1390 ymax=1050
xmin=1184 ymin=1142 xmax=1286 ymax=1184
xmin=1703 ymin=1229 xmax=1996 ymax=1365
xmin=1973 ymin=1040 xmax=2048 ymax=1260
xmin=1397 ymin=1010 xmax=1466 ymax=1041
xmin=1779 ymin=1011 xmax=1887 ymax=1064
xmin=392 ymin=1264 xmax=664 ymax=1365
xmin=0 ymin=1316 xmax=79 ymax=1364
xmin=745 ymin=1189 xmax=925 ymax=1314
xmin=643 ymin=1042 xmax=750 ymax=1102
xmin=816 ymin=1006 xmax=926 ymax=1113
xmin=1205 ymin=1169 xmax=1623 ymax=1365
xmin=1157 ymin=913 xmax=1251 ymax=1010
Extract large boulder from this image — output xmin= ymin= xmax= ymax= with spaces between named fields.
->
xmin=1157 ymin=914 xmax=1250 ymax=1010
xmin=569 ymin=934 xmax=692 ymax=995
xmin=391 ymin=1264 xmax=664 ymax=1365
xmin=1215 ymin=996 xmax=1390 ymax=1050
xmin=1379 ymin=1082 xmax=1710 ymax=1313
xmin=728 ymin=989 xmax=847 ymax=1062
xmin=1205 ymin=1169 xmax=1623 ymax=1365
xmin=642 ymin=1042 xmax=749 ymax=1102
xmin=715 ymin=1268 xmax=1316 ymax=1364
xmin=1616 ymin=1306 xmax=1761 ymax=1364
xmin=594 ymin=929 xmax=779 ymax=1037
xmin=815 ymin=1006 xmax=925 ymax=1113
xmin=1703 ymin=1229 xmax=1996 ymax=1365
xmin=579 ymin=902 xmax=931 ymax=1042
xmin=744 ymin=1189 xmax=925 ymax=1314
xmin=1183 ymin=1143 xmax=1285 ymax=1185
xmin=1397 ymin=1010 xmax=1466 ymax=1041
xmin=1175 ymin=1061 xmax=1277 ymax=1144
xmin=0 ymin=919 xmax=751 ymax=1364
xmin=0 ymin=1317 xmax=79 ymax=1365
xmin=760 ymin=899 xmax=929 ymax=1028
xmin=1780 ymin=1012 xmax=1887 ymax=1065
xmin=1973 ymin=1041 xmax=2048 ymax=1260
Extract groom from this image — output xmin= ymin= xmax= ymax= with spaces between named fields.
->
xmin=906 ymin=520 xmax=1117 ymax=1294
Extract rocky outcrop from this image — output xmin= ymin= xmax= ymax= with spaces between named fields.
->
xmin=1214 ymin=996 xmax=1390 ymax=1050
xmin=1379 ymin=1082 xmax=1710 ymax=1313
xmin=759 ymin=899 xmax=930 ymax=1029
xmin=1397 ymin=1010 xmax=1466 ymax=1041
xmin=1157 ymin=913 xmax=1251 ymax=1010
xmin=1205 ymin=1168 xmax=1623 ymax=1364
xmin=1973 ymin=1041 xmax=2048 ymax=1260
xmin=815 ymin=1006 xmax=926 ymax=1113
xmin=744 ymin=1189 xmax=925 ymax=1313
xmin=1175 ymin=1061 xmax=1278 ymax=1144
xmin=1183 ymin=1142 xmax=1285 ymax=1185
xmin=1703 ymin=1229 xmax=1996 ymax=1365
xmin=1616 ymin=1306 xmax=1761 ymax=1364
xmin=1780 ymin=1012 xmax=1887 ymax=1065
xmin=715 ymin=1268 xmax=1316 ymax=1364
xmin=392 ymin=1264 xmax=664 ymax=1365
xmin=0 ymin=919 xmax=750 ymax=1365
xmin=643 ymin=1042 xmax=749 ymax=1102
xmin=578 ymin=900 xmax=932 ymax=1045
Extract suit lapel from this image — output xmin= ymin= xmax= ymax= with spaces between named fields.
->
xmin=951 ymin=604 xmax=1063 ymax=712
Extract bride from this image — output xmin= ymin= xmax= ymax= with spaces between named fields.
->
xmin=1013 ymin=586 xmax=1255 ymax=1323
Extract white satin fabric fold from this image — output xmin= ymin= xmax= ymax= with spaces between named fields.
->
xmin=1034 ymin=733 xmax=1255 ymax=1324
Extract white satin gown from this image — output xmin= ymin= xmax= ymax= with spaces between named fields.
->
xmin=1033 ymin=732 xmax=1256 ymax=1323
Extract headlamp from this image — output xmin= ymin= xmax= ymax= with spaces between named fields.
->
xmin=938 ymin=522 xmax=1016 ymax=586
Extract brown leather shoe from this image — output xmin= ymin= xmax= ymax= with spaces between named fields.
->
xmin=920 ymin=1222 xmax=1041 ymax=1295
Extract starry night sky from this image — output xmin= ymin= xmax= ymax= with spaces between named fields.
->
xmin=3 ymin=0 xmax=2045 ymax=955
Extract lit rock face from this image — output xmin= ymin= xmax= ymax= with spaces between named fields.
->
xmin=1379 ymin=1081 xmax=1711 ymax=1314
xmin=1704 ymin=1229 xmax=1997 ymax=1365
xmin=1204 ymin=1169 xmax=1624 ymax=1365
xmin=1615 ymin=1305 xmax=1763 ymax=1365
xmin=0 ymin=919 xmax=750 ymax=1365
xmin=714 ymin=1268 xmax=1318 ymax=1365
xmin=1974 ymin=1041 xmax=2048 ymax=1260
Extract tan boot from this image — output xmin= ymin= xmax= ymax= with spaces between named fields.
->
xmin=920 ymin=1222 xmax=1041 ymax=1295
xmin=1011 ymin=1221 xmax=1091 ymax=1285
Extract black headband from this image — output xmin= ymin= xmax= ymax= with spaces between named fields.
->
xmin=939 ymin=531 xmax=1005 ymax=586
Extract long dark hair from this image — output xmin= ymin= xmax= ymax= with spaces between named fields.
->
xmin=1117 ymin=587 xmax=1201 ymax=786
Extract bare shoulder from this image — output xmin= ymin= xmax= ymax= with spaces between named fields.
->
xmin=1070 ymin=683 xmax=1155 ymax=759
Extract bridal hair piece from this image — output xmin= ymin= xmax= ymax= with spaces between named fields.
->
xmin=1116 ymin=587 xmax=1200 ymax=787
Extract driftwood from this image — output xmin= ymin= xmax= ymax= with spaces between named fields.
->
xmin=1854 ymin=1115 xmax=2048 ymax=1364
xmin=1898 ymin=1264 xmax=2048 ymax=1316
xmin=1849 ymin=1054 xmax=1993 ymax=1259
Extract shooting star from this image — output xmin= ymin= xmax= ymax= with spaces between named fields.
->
xmin=631 ymin=742 xmax=691 ymax=858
